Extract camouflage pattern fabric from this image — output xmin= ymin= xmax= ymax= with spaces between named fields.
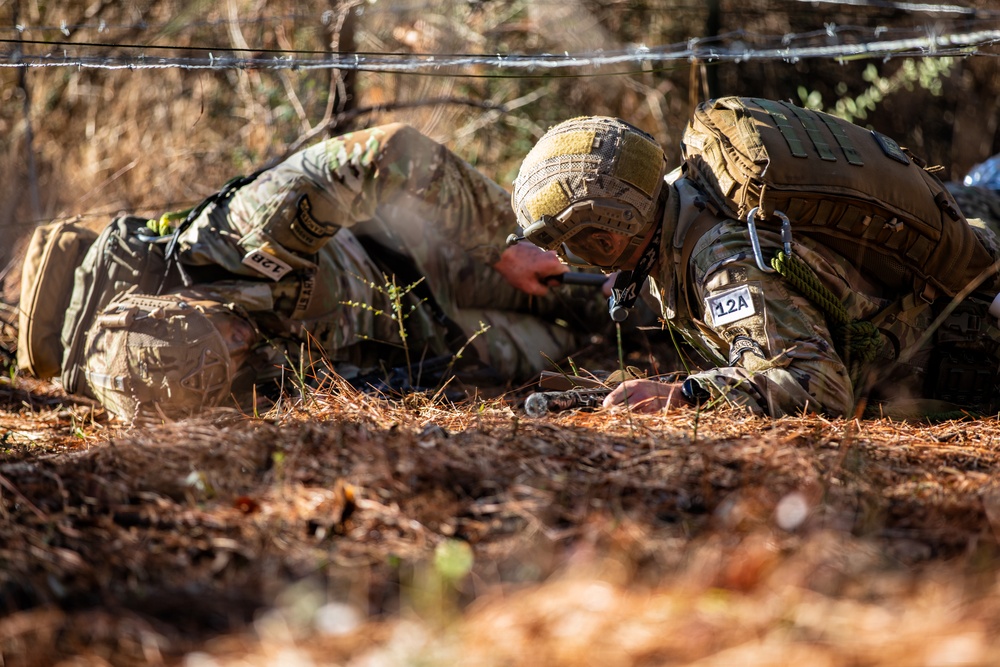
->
xmin=84 ymin=290 xmax=242 ymax=422
xmin=152 ymin=124 xmax=604 ymax=400
xmin=653 ymin=178 xmax=1000 ymax=418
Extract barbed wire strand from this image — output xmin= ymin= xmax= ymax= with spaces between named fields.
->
xmin=800 ymin=0 xmax=991 ymax=15
xmin=3 ymin=18 xmax=1000 ymax=59
xmin=3 ymin=19 xmax=987 ymax=59
xmin=1 ymin=26 xmax=999 ymax=75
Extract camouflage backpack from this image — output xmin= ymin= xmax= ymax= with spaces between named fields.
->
xmin=681 ymin=96 xmax=997 ymax=300
xmin=20 ymin=170 xmax=261 ymax=396
xmin=59 ymin=215 xmax=175 ymax=396
xmin=17 ymin=221 xmax=98 ymax=379
xmin=16 ymin=215 xmax=173 ymax=397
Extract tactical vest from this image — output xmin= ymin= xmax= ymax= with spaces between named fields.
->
xmin=681 ymin=96 xmax=998 ymax=300
xmin=665 ymin=184 xmax=1000 ymax=415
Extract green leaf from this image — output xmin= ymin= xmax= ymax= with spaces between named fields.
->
xmin=434 ymin=539 xmax=474 ymax=583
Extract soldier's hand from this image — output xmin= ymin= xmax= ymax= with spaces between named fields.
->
xmin=603 ymin=379 xmax=689 ymax=413
xmin=492 ymin=243 xmax=567 ymax=296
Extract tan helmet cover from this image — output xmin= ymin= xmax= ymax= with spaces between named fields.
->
xmin=512 ymin=116 xmax=667 ymax=269
xmin=83 ymin=289 xmax=238 ymax=422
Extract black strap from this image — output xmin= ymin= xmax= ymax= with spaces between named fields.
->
xmin=678 ymin=211 xmax=726 ymax=321
xmin=607 ymin=223 xmax=663 ymax=322
xmin=756 ymin=98 xmax=808 ymax=158
xmin=156 ymin=169 xmax=266 ymax=294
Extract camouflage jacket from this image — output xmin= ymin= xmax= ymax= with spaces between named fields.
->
xmin=171 ymin=125 xmax=516 ymax=365
xmin=164 ymin=124 xmax=600 ymax=383
xmin=648 ymin=178 xmax=1000 ymax=418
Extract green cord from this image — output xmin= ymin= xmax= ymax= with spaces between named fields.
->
xmin=770 ymin=251 xmax=882 ymax=365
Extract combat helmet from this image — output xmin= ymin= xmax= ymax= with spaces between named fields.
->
xmin=511 ymin=116 xmax=668 ymax=270
xmin=83 ymin=289 xmax=249 ymax=422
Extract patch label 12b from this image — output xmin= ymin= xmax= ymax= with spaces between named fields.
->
xmin=242 ymin=248 xmax=293 ymax=281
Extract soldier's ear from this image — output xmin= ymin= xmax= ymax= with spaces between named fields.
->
xmin=591 ymin=230 xmax=624 ymax=254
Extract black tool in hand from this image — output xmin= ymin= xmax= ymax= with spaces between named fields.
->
xmin=548 ymin=272 xmax=609 ymax=287
xmin=523 ymin=387 xmax=612 ymax=417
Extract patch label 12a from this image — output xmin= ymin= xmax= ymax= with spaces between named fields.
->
xmin=706 ymin=284 xmax=755 ymax=326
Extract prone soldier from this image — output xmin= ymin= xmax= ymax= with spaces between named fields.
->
xmin=19 ymin=124 xmax=611 ymax=422
xmin=510 ymin=99 xmax=1000 ymax=418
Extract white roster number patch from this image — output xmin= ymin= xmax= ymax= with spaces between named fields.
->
xmin=242 ymin=248 xmax=293 ymax=281
xmin=706 ymin=284 xmax=756 ymax=326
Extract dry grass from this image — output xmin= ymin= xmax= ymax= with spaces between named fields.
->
xmin=4 ymin=0 xmax=1000 ymax=278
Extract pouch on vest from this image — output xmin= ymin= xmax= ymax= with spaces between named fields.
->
xmin=17 ymin=221 xmax=99 ymax=378
xmin=924 ymin=296 xmax=1000 ymax=412
xmin=60 ymin=216 xmax=177 ymax=397
xmin=681 ymin=96 xmax=997 ymax=299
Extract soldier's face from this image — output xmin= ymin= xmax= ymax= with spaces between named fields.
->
xmin=564 ymin=229 xmax=638 ymax=270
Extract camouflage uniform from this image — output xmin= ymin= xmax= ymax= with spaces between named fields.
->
xmin=512 ymin=114 xmax=1000 ymax=419
xmin=653 ymin=179 xmax=1000 ymax=418
xmin=84 ymin=124 xmax=605 ymax=419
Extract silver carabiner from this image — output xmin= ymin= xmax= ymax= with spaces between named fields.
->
xmin=746 ymin=207 xmax=793 ymax=273
xmin=746 ymin=207 xmax=774 ymax=273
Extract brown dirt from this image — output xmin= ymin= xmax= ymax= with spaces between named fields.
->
xmin=3 ymin=375 xmax=1000 ymax=665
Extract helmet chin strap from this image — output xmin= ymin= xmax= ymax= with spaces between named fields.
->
xmin=608 ymin=222 xmax=662 ymax=322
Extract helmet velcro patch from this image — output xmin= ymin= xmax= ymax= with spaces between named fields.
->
xmin=525 ymin=179 xmax=571 ymax=222
xmin=520 ymin=129 xmax=597 ymax=175
xmin=512 ymin=115 xmax=668 ymax=270
xmin=615 ymin=132 xmax=664 ymax=197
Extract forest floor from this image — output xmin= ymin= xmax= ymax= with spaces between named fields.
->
xmin=2 ymin=364 xmax=1000 ymax=666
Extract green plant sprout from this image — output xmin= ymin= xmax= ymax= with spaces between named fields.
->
xmin=798 ymin=57 xmax=954 ymax=124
